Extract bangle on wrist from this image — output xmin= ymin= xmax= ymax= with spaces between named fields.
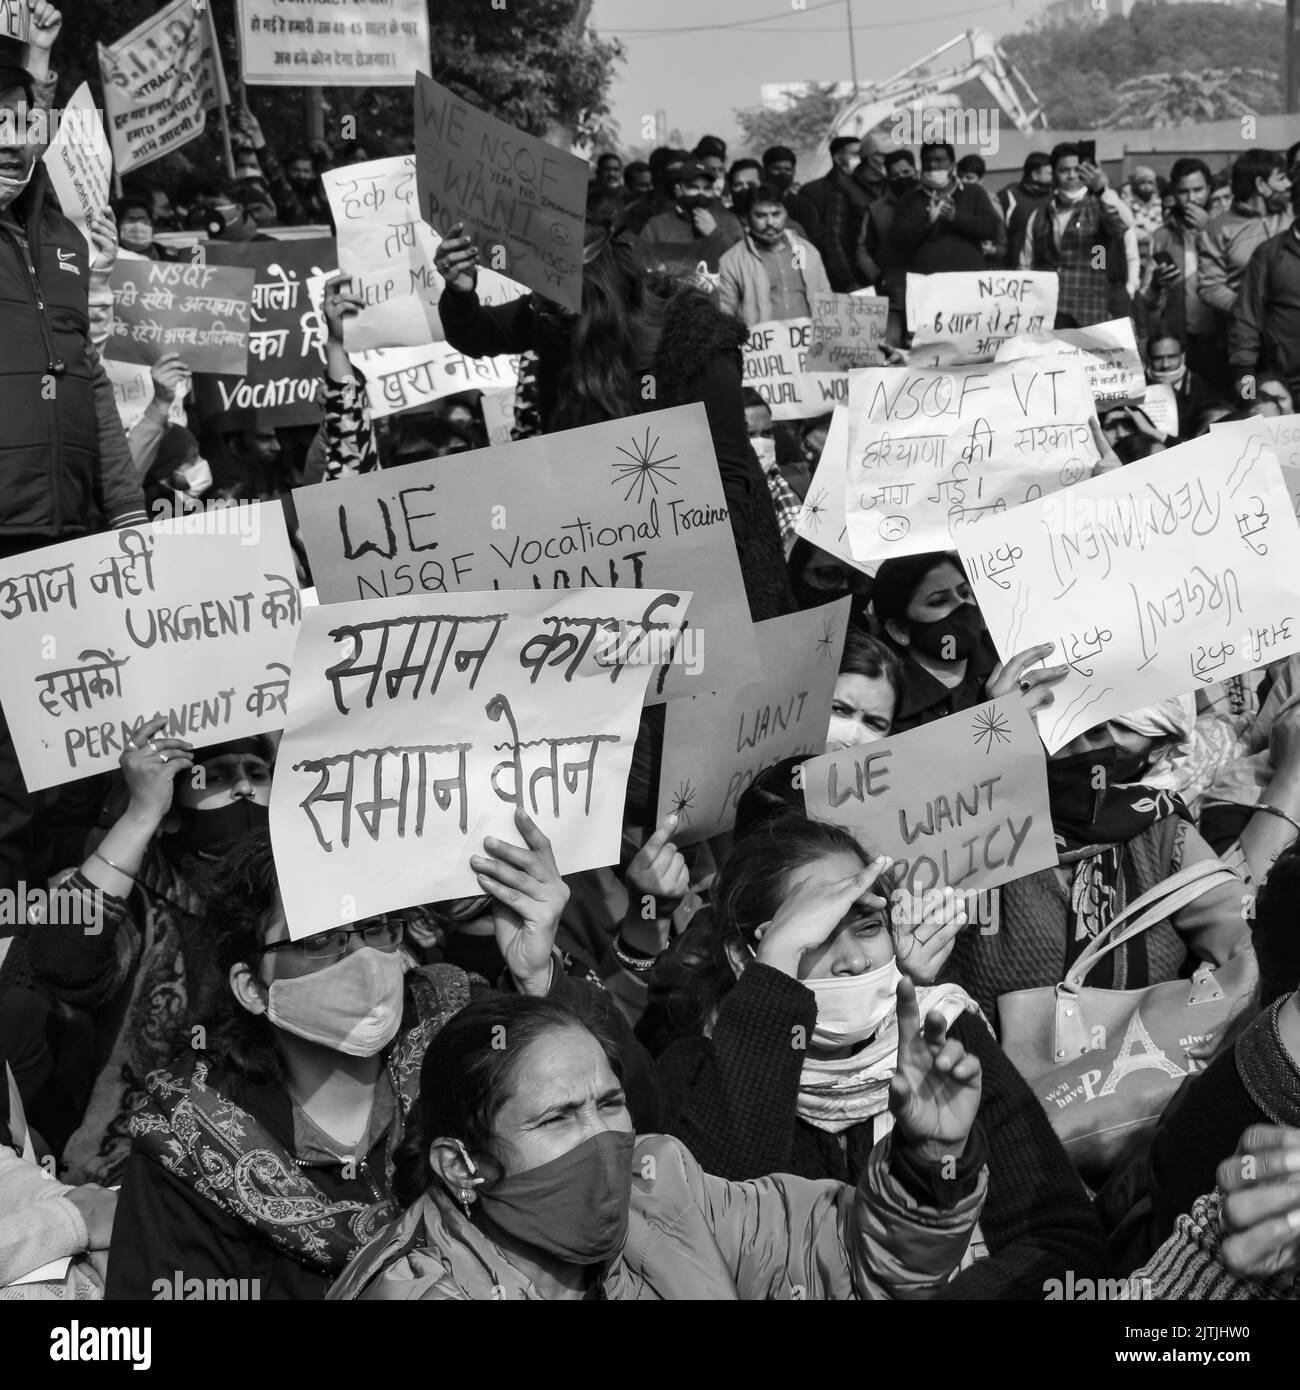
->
xmin=612 ymin=933 xmax=660 ymax=972
xmin=89 ymin=849 xmax=135 ymax=882
xmin=1254 ymin=803 xmax=1300 ymax=838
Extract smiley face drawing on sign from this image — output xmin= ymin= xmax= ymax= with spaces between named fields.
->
xmin=879 ymin=515 xmax=910 ymax=542
xmin=1059 ymin=458 xmax=1088 ymax=486
xmin=551 ymin=222 xmax=574 ymax=245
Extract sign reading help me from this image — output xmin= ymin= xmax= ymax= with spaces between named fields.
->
xmin=958 ymin=434 xmax=1300 ymax=755
xmin=843 ymin=356 xmax=1099 ymax=563
xmin=0 ymin=506 xmax=301 ymax=791
xmin=293 ymin=404 xmax=759 ymax=703
xmin=415 ymin=74 xmax=588 ymax=313
xmin=655 ymin=599 xmax=850 ymax=844
xmin=802 ymin=696 xmax=1056 ymax=893
xmin=270 ymin=587 xmax=689 ymax=938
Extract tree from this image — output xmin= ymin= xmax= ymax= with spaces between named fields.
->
xmin=734 ymin=83 xmax=847 ymax=163
xmin=1105 ymin=68 xmax=1279 ymax=128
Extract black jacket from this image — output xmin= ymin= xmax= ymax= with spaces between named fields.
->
xmin=892 ymin=180 xmax=1002 ymax=277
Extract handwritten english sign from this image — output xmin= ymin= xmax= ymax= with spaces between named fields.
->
xmin=106 ymin=260 xmax=254 ymax=376
xmin=655 ymin=599 xmax=849 ymax=844
xmin=803 ymin=696 xmax=1056 ymax=892
xmin=995 ymin=318 xmax=1145 ymax=409
xmin=958 ymin=434 xmax=1300 ymax=754
xmin=806 ymin=293 xmax=889 ymax=372
xmin=270 ymin=587 xmax=689 ymax=937
xmin=843 ymin=356 xmax=1099 ymax=562
xmin=742 ymin=317 xmax=849 ymax=421
xmin=293 ymin=404 xmax=760 ymax=702
xmin=0 ymin=507 xmax=301 ymax=791
xmin=415 ymin=74 xmax=588 ymax=313
xmin=907 ymin=272 xmax=1058 ymax=366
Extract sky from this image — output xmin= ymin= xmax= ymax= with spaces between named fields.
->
xmin=588 ymin=0 xmax=1052 ymax=153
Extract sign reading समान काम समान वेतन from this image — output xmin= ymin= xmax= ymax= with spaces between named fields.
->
xmin=842 ymin=354 xmax=1100 ymax=563
xmin=801 ymin=695 xmax=1058 ymax=894
xmin=292 ymin=403 xmax=760 ymax=704
xmin=742 ymin=317 xmax=850 ymax=421
xmin=995 ymin=317 xmax=1146 ymax=409
xmin=236 ymin=0 xmax=430 ymax=87
xmin=0 ymin=504 xmax=302 ymax=792
xmin=105 ymin=259 xmax=255 ymax=376
xmin=414 ymin=73 xmax=589 ymax=314
xmin=957 ymin=432 xmax=1300 ymax=754
xmin=654 ymin=598 xmax=851 ymax=844
xmin=269 ymin=586 xmax=692 ymax=939
xmin=906 ymin=271 xmax=1059 ymax=366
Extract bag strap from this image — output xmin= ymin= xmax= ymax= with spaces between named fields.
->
xmin=1063 ymin=859 xmax=1238 ymax=992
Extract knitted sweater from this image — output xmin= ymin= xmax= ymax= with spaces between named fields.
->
xmin=654 ymin=962 xmax=1107 ymax=1300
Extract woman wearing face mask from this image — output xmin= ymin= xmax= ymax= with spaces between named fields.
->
xmin=787 ymin=537 xmax=873 ymax=630
xmin=111 ymin=197 xmax=178 ymax=262
xmin=329 ymin=989 xmax=989 ymax=1300
xmin=826 ymin=630 xmax=902 ymax=752
xmin=872 ymin=551 xmax=1068 ymax=733
xmin=637 ymin=816 xmax=1105 ymax=1299
xmin=141 ymin=426 xmax=212 ymax=519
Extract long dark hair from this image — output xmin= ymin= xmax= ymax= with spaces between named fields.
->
xmin=391 ymin=995 xmax=623 ymax=1209
xmin=1252 ymin=843 xmax=1300 ymax=1009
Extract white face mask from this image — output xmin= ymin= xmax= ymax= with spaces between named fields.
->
xmin=825 ymin=713 xmax=883 ymax=752
xmin=806 ymin=956 xmax=902 ymax=1050
xmin=1148 ymin=363 xmax=1186 ymax=387
xmin=266 ymin=947 xmax=407 ymax=1057
xmin=178 ymin=457 xmax=213 ymax=497
xmin=0 ymin=159 xmax=35 ymax=207
xmin=751 ymin=435 xmax=776 ymax=467
xmin=921 ymin=170 xmax=951 ymax=191
xmin=1059 ymin=184 xmax=1089 ymax=204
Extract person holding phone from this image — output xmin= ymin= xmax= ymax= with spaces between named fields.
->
xmin=1019 ymin=141 xmax=1132 ymax=326
xmin=1142 ymin=157 xmax=1218 ymax=382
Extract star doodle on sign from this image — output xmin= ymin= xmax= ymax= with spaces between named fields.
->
xmin=799 ymin=487 xmax=829 ymax=534
xmin=611 ymin=427 xmax=680 ymax=504
xmin=814 ymin=616 xmax=838 ymax=663
xmin=970 ymin=706 xmax=1013 ymax=755
xmin=669 ymin=779 xmax=697 ymax=826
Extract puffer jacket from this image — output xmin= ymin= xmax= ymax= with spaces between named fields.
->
xmin=0 ymin=165 xmax=145 ymax=539
xmin=327 ymin=1131 xmax=989 ymax=1300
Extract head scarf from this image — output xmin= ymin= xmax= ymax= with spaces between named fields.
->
xmin=1110 ymin=695 xmax=1197 ymax=792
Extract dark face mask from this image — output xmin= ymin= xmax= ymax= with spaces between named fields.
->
xmin=1046 ymin=745 xmax=1149 ymax=825
xmin=906 ymin=602 xmax=985 ymax=661
xmin=171 ymin=798 xmax=269 ymax=855
xmin=889 ymin=174 xmax=918 ymax=194
xmin=677 ymin=192 xmax=711 ymax=213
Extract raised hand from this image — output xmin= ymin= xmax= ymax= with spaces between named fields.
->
xmin=1216 ymin=1124 xmax=1300 ymax=1278
xmin=755 ymin=854 xmax=893 ymax=978
xmin=889 ymin=976 xmax=981 ymax=1163
xmin=891 ymin=880 xmax=966 ymax=985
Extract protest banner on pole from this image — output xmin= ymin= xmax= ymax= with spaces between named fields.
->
xmin=97 ymin=0 xmax=230 ymax=175
xmin=1212 ymin=412 xmax=1300 ymax=470
xmin=321 ymin=156 xmax=528 ymax=353
xmin=414 ymin=74 xmax=588 ymax=313
xmin=0 ymin=1 xmax=27 ymax=41
xmin=105 ymin=260 xmax=255 ymax=376
xmin=802 ymin=696 xmax=1057 ymax=893
xmin=270 ymin=586 xmax=690 ymax=937
xmin=192 ymin=239 xmax=336 ymax=429
xmin=742 ymin=317 xmax=850 ymax=421
xmin=655 ymin=599 xmax=849 ymax=844
xmin=0 ymin=506 xmax=301 ymax=792
xmin=792 ymin=406 xmax=876 ymax=577
xmin=995 ymin=318 xmax=1145 ymax=408
xmin=293 ymin=404 xmax=760 ymax=702
xmin=805 ymin=293 xmax=889 ymax=372
xmin=907 ymin=272 xmax=1059 ymax=366
xmin=843 ymin=356 xmax=1099 ymax=563
xmin=958 ymin=434 xmax=1300 ymax=754
xmin=41 ymin=84 xmax=112 ymax=258
xmin=237 ymin=0 xmax=430 ymax=86
xmin=103 ymin=359 xmax=189 ymax=435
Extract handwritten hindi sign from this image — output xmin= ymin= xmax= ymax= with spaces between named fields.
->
xmin=958 ymin=434 xmax=1300 ymax=754
xmin=270 ymin=587 xmax=688 ymax=937
xmin=655 ymin=600 xmax=849 ymax=844
xmin=803 ymin=696 xmax=1056 ymax=892
xmin=1139 ymin=382 xmax=1178 ymax=439
xmin=105 ymin=260 xmax=254 ymax=375
xmin=1212 ymin=413 xmax=1300 ymax=471
xmin=415 ymin=74 xmax=588 ymax=313
xmin=322 ymin=156 xmax=527 ymax=352
xmin=0 ymin=507 xmax=301 ymax=791
xmin=42 ymin=84 xmax=112 ymax=258
xmin=907 ymin=272 xmax=1059 ymax=367
xmin=360 ymin=340 xmax=519 ymax=420
xmin=0 ymin=1 xmax=27 ymax=41
xmin=237 ymin=0 xmax=430 ymax=87
xmin=806 ymin=293 xmax=889 ymax=372
xmin=192 ymin=239 xmax=335 ymax=429
xmin=742 ymin=318 xmax=850 ymax=421
xmin=103 ymin=359 xmax=189 ymax=434
xmin=996 ymin=318 xmax=1145 ymax=408
xmin=481 ymin=387 xmax=517 ymax=445
xmin=294 ymin=404 xmax=759 ymax=702
xmin=843 ymin=356 xmax=1099 ymax=562
xmin=793 ymin=406 xmax=876 ymax=577
xmin=97 ymin=0 xmax=229 ymax=174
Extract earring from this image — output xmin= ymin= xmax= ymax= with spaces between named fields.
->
xmin=457 ymin=1188 xmax=475 ymax=1217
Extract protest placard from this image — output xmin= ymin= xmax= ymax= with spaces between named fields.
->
xmin=1138 ymin=382 xmax=1178 ymax=439
xmin=322 ymin=156 xmax=527 ymax=353
xmin=995 ymin=318 xmax=1145 ymax=408
xmin=41 ymin=84 xmax=111 ymax=258
xmin=655 ymin=599 xmax=849 ymax=844
xmin=802 ymin=696 xmax=1057 ymax=892
xmin=237 ymin=0 xmax=430 ymax=86
xmin=0 ymin=506 xmax=301 ymax=792
xmin=0 ymin=1 xmax=27 ymax=41
xmin=792 ymin=406 xmax=876 ymax=577
xmin=907 ymin=272 xmax=1058 ymax=366
xmin=192 ymin=239 xmax=336 ymax=429
xmin=958 ymin=434 xmax=1300 ymax=754
xmin=1212 ymin=412 xmax=1300 ymax=470
xmin=742 ymin=318 xmax=850 ymax=421
xmin=843 ymin=355 xmax=1099 ymax=562
xmin=270 ymin=586 xmax=690 ymax=937
xmin=105 ymin=260 xmax=255 ymax=376
xmin=805 ymin=293 xmax=889 ymax=372
xmin=103 ymin=359 xmax=189 ymax=435
xmin=97 ymin=0 xmax=229 ymax=174
xmin=481 ymin=387 xmax=517 ymax=445
xmin=415 ymin=75 xmax=588 ymax=313
xmin=293 ymin=404 xmax=759 ymax=702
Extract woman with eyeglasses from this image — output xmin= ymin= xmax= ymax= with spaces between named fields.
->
xmin=104 ymin=810 xmax=659 ymax=1300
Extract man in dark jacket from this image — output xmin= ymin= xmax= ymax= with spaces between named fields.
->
xmin=638 ymin=158 xmax=744 ymax=275
xmin=761 ymin=145 xmax=822 ymax=252
xmin=819 ymin=133 xmax=891 ymax=292
xmin=1229 ymin=222 xmax=1300 ymax=405
xmin=891 ymin=142 xmax=1001 ymax=303
xmin=997 ymin=152 xmax=1054 ymax=269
